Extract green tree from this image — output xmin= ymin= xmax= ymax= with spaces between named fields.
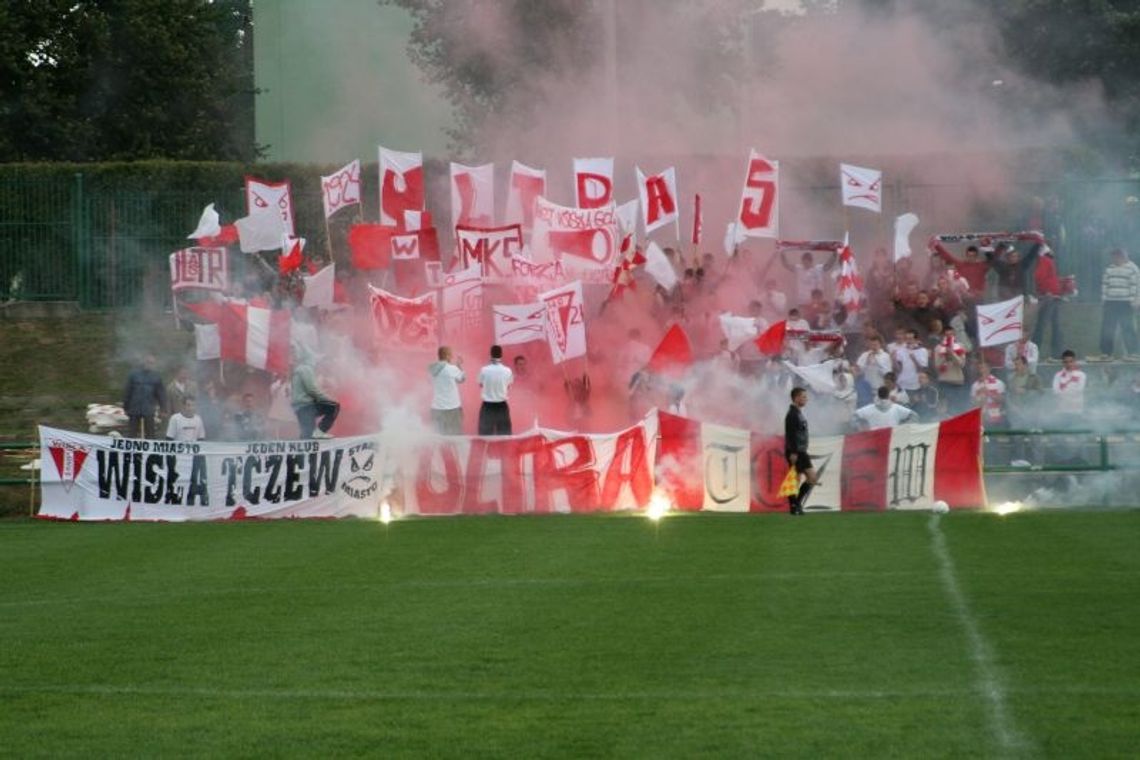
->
xmin=0 ymin=0 xmax=258 ymax=162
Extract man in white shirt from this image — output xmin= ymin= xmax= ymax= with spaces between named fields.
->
xmin=855 ymin=334 xmax=892 ymax=405
xmin=892 ymin=329 xmax=929 ymax=393
xmin=166 ymin=397 xmax=206 ymax=442
xmin=428 ymin=346 xmax=465 ymax=435
xmin=1003 ymin=333 xmax=1039 ymax=375
xmin=478 ymin=344 xmax=514 ymax=436
xmin=1051 ymin=349 xmax=1087 ymax=419
xmin=853 ymin=386 xmax=919 ymax=430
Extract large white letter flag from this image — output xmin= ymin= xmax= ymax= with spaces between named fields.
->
xmin=245 ymin=177 xmax=295 ymax=237
xmin=840 ymin=163 xmax=883 ymax=213
xmin=378 ymin=146 xmax=424 ymax=228
xmin=321 ymin=159 xmax=361 ymax=219
xmin=637 ymin=166 xmax=679 ymax=235
xmin=574 ymin=157 xmax=615 ymax=209
xmin=976 ymin=296 xmax=1024 ymax=347
xmin=738 ymin=150 xmax=779 ymax=238
xmin=504 ymin=161 xmax=546 ymax=231
xmin=537 ymin=280 xmax=587 ymax=364
xmin=493 ymin=302 xmax=547 ymax=346
xmin=450 ymin=162 xmax=495 ymax=231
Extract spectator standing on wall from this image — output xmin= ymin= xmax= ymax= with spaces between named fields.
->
xmin=123 ymin=353 xmax=166 ymax=439
xmin=1032 ymin=246 xmax=1065 ymax=360
xmin=1095 ymin=248 xmax=1140 ymax=361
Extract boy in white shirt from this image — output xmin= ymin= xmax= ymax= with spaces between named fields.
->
xmin=166 ymin=397 xmax=206 ymax=442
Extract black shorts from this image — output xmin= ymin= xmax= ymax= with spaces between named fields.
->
xmin=787 ymin=452 xmax=813 ymax=473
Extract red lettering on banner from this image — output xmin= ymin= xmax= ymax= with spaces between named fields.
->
xmin=840 ymin=428 xmax=890 ymax=511
xmin=382 ymin=167 xmax=424 ymax=231
xmin=644 ymin=175 xmax=677 ymax=226
xmin=511 ymin=173 xmax=545 ymax=228
xmin=414 ymin=443 xmax=463 ymax=514
xmin=740 ymin=157 xmax=777 ymax=231
xmin=460 ymin=440 xmax=500 ymax=514
xmin=577 ymin=173 xmax=613 ymax=209
xmin=599 ymin=425 xmax=652 ymax=508
xmin=454 ymin=172 xmax=492 ymax=227
xmin=749 ymin=435 xmax=789 ymax=512
xmin=486 ymin=436 xmax=544 ymax=514
xmin=535 ymin=436 xmax=599 ymax=512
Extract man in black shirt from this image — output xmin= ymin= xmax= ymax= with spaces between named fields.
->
xmin=784 ymin=386 xmax=818 ymax=515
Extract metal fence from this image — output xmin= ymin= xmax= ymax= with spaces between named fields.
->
xmin=2 ymin=173 xmax=1139 ymax=309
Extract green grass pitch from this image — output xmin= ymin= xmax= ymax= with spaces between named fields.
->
xmin=1 ymin=511 xmax=1137 ymax=758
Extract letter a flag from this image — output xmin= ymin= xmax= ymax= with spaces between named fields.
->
xmin=840 ymin=163 xmax=883 ymax=213
xmin=637 ymin=166 xmax=679 ymax=235
xmin=738 ymin=150 xmax=779 ymax=238
xmin=451 ymin=162 xmax=495 ymax=231
xmin=644 ymin=241 xmax=678 ymax=291
xmin=836 ymin=243 xmax=864 ymax=314
xmin=976 ymin=295 xmax=1024 ymax=347
xmin=537 ymin=280 xmax=586 ymax=364
xmin=646 ymin=324 xmax=693 ymax=377
xmin=755 ymin=320 xmax=787 ymax=357
xmin=321 ymin=159 xmax=361 ymax=219
xmin=504 ymin=161 xmax=546 ymax=231
xmin=574 ymin=157 xmax=615 ymax=209
xmin=378 ymin=146 xmax=424 ymax=228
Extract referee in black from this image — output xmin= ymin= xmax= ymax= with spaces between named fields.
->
xmin=784 ymin=386 xmax=818 ymax=515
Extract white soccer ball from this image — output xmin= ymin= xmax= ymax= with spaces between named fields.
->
xmin=932 ymin=500 xmax=950 ymax=514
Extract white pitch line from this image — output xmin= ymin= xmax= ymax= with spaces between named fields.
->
xmin=928 ymin=514 xmax=1032 ymax=755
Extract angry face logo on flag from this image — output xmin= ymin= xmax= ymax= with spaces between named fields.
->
xmin=976 ymin=296 xmax=1024 ymax=347
xmin=245 ymin=177 xmax=295 ymax=237
xmin=840 ymin=163 xmax=883 ymax=213
xmin=492 ymin=303 xmax=547 ymax=346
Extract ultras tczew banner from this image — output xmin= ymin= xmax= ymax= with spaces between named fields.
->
xmin=38 ymin=410 xmax=984 ymax=521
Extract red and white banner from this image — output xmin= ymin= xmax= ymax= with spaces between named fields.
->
xmin=390 ymin=232 xmax=421 ymax=261
xmin=321 ymin=159 xmax=361 ymax=218
xmin=738 ymin=150 xmax=779 ymax=238
xmin=455 ymin=224 xmax=525 ymax=280
xmin=170 ymin=247 xmax=227 ymax=292
xmin=532 ymin=196 xmax=620 ymax=272
xmin=574 ymin=157 xmax=615 ymax=209
xmin=378 ymin=147 xmax=424 ymax=228
xmin=184 ymin=299 xmax=291 ymax=375
xmin=245 ymin=177 xmax=295 ymax=237
xmin=368 ymin=286 xmax=437 ymax=352
xmin=835 ymin=244 xmax=864 ymax=313
xmin=451 ymin=162 xmax=495 ymax=230
xmin=636 ymin=166 xmax=679 ymax=235
xmin=976 ymin=296 xmax=1024 ymax=347
xmin=504 ymin=161 xmax=546 ymax=231
xmin=492 ymin=302 xmax=547 ymax=346
xmin=439 ymin=264 xmax=484 ymax=341
xmin=840 ymin=163 xmax=882 ymax=213
xmin=538 ymin=280 xmax=587 ymax=364
xmin=38 ymin=410 xmax=984 ymax=521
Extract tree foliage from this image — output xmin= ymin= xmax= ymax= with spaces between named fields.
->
xmin=0 ymin=0 xmax=257 ymax=162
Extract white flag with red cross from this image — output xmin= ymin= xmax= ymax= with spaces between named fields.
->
xmin=378 ymin=147 xmax=424 ymax=228
xmin=321 ymin=159 xmax=361 ymax=219
xmin=537 ymin=280 xmax=587 ymax=364
xmin=450 ymin=162 xmax=495 ymax=231
xmin=574 ymin=157 xmax=615 ymax=209
xmin=245 ymin=177 xmax=295 ymax=237
xmin=504 ymin=161 xmax=546 ymax=231
xmin=737 ymin=150 xmax=779 ymax=238
xmin=636 ymin=166 xmax=679 ymax=235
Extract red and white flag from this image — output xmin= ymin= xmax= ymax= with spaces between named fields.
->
xmin=368 ymin=287 xmax=437 ymax=351
xmin=691 ymin=193 xmax=703 ymax=245
xmin=321 ymin=159 xmax=361 ymax=219
xmin=492 ymin=302 xmax=547 ymax=346
xmin=185 ymin=299 xmax=291 ymax=375
xmin=537 ymin=280 xmax=586 ymax=364
xmin=738 ymin=150 xmax=779 ymax=238
xmin=450 ymin=162 xmax=495 ymax=231
xmin=170 ymin=247 xmax=227 ymax=292
xmin=646 ymin=324 xmax=693 ymax=376
xmin=245 ymin=177 xmax=295 ymax=237
xmin=574 ymin=157 xmax=615 ymax=209
xmin=504 ymin=161 xmax=546 ymax=231
xmin=636 ymin=166 xmax=679 ymax=235
xmin=840 ymin=163 xmax=883 ymax=213
xmin=378 ymin=147 xmax=424 ymax=228
xmin=532 ymin=196 xmax=620 ymax=272
xmin=836 ymin=243 xmax=864 ymax=313
xmin=976 ymin=296 xmax=1024 ymax=347
xmin=455 ymin=224 xmax=525 ymax=280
